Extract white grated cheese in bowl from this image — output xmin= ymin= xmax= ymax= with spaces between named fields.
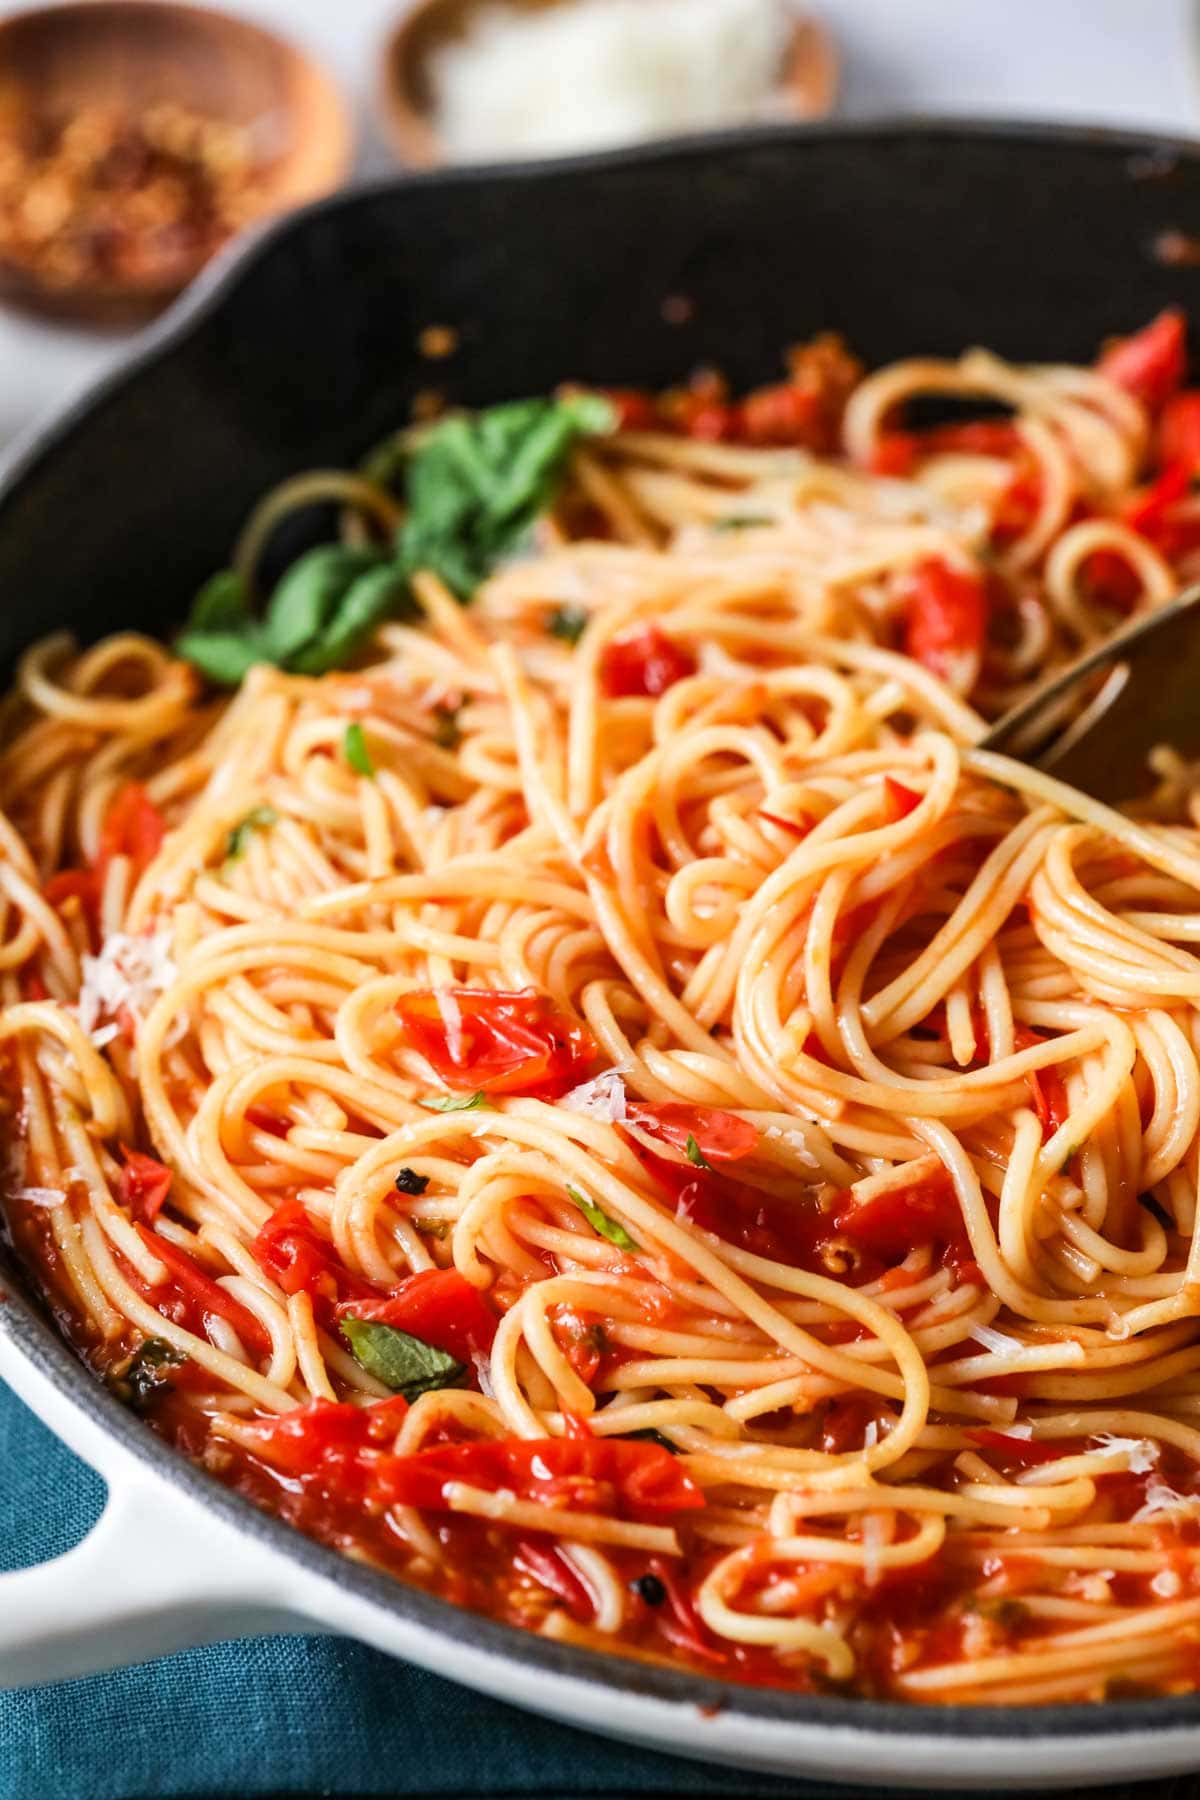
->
xmin=76 ymin=928 xmax=176 ymax=1044
xmin=430 ymin=0 xmax=797 ymax=163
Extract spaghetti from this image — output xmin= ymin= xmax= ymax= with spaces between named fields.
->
xmin=6 ymin=312 xmax=1200 ymax=1702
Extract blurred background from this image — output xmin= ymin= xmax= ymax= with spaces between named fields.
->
xmin=0 ymin=0 xmax=1197 ymax=449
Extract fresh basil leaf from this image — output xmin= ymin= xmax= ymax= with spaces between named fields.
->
xmin=288 ymin=562 xmax=414 ymax=676
xmin=394 ymin=1165 xmax=430 ymax=1196
xmin=548 ymin=605 xmax=588 ymax=644
xmin=225 ymin=804 xmax=278 ymax=861
xmin=625 ymin=1426 xmax=679 ymax=1454
xmin=263 ymin=546 xmax=380 ymax=665
xmin=343 ymin=721 xmax=375 ymax=777
xmin=190 ymin=569 xmax=251 ymax=631
xmin=339 ymin=1319 xmax=464 ymax=1399
xmin=421 ymin=1090 xmax=492 ymax=1113
xmin=685 ymin=1134 xmax=712 ymax=1170
xmin=396 ymin=395 xmax=613 ymax=603
xmin=175 ymin=627 xmax=271 ymax=687
xmin=567 ymin=1183 xmax=639 ymax=1251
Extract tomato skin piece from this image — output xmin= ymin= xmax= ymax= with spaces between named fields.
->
xmin=882 ymin=776 xmax=922 ymax=821
xmin=513 ymin=1534 xmax=595 ymax=1621
xmin=394 ymin=987 xmax=595 ymax=1099
xmin=901 ymin=558 xmax=987 ymax=681
xmin=235 ymin=1395 xmax=409 ymax=1492
xmin=252 ymin=1200 xmax=376 ymax=1308
xmin=336 ymin=1268 xmax=496 ymax=1361
xmin=600 ymin=627 xmax=696 ymax=699
xmin=117 ymin=1147 xmax=172 ymax=1224
xmin=739 ymin=382 xmax=821 ymax=447
xmin=98 ymin=782 xmax=166 ymax=884
xmin=375 ymin=1435 xmax=705 ymax=1518
xmin=1158 ymin=390 xmax=1200 ymax=471
xmin=1122 ymin=459 xmax=1192 ymax=539
xmin=1012 ymin=1026 xmax=1069 ymax=1141
xmin=602 ymin=388 xmax=660 ymax=432
xmin=965 ymin=1429 xmax=1064 ymax=1467
xmin=869 ymin=431 xmax=920 ymax=476
xmin=626 ymin=1102 xmax=758 ymax=1163
xmin=833 ymin=1166 xmax=964 ymax=1264
xmin=645 ymin=1555 xmax=727 ymax=1664
xmin=1098 ymin=309 xmax=1188 ymax=411
xmin=134 ymin=1221 xmax=271 ymax=1355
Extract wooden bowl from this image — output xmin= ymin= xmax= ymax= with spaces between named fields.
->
xmin=378 ymin=0 xmax=839 ymax=169
xmin=0 ymin=1 xmax=352 ymax=319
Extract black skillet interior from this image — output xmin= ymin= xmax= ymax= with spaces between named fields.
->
xmin=6 ymin=122 xmax=1200 ymax=658
xmin=6 ymin=121 xmax=1200 ymax=1749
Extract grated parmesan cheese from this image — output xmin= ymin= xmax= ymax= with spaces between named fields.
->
xmin=75 ymin=928 xmax=176 ymax=1044
xmin=968 ymin=1320 xmax=1026 ymax=1357
xmin=1091 ymin=1434 xmax=1159 ymax=1474
xmin=11 ymin=1185 xmax=67 ymax=1209
xmin=560 ymin=1069 xmax=628 ymax=1123
xmin=1133 ymin=1473 xmax=1200 ymax=1522
xmin=430 ymin=0 xmax=796 ymax=164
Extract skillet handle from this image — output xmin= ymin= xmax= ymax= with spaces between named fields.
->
xmin=0 ymin=1327 xmax=317 ymax=1690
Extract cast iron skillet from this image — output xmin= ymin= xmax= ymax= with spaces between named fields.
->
xmin=4 ymin=123 xmax=1200 ymax=1788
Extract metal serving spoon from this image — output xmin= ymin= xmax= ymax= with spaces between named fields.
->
xmin=979 ymin=583 xmax=1200 ymax=804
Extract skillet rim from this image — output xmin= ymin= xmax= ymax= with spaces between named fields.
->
xmin=3 ymin=114 xmax=1200 ymax=1745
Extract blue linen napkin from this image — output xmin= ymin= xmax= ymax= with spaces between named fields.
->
xmin=0 ymin=1378 xmax=1173 ymax=1800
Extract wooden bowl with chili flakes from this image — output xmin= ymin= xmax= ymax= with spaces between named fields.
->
xmin=0 ymin=1 xmax=352 ymax=320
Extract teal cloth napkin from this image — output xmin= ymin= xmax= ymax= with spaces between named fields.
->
xmin=0 ymin=1378 xmax=1180 ymax=1800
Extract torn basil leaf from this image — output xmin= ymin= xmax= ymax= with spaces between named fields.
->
xmin=225 ymin=805 xmax=278 ymax=861
xmin=178 ymin=394 xmax=613 ymax=688
xmin=421 ymin=1090 xmax=491 ymax=1113
xmin=343 ymin=721 xmax=375 ymax=777
xmin=339 ymin=1319 xmax=464 ymax=1399
xmin=567 ymin=1183 xmax=639 ymax=1251
xmin=684 ymin=1134 xmax=712 ymax=1170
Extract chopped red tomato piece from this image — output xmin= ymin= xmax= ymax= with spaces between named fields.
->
xmin=991 ymin=462 xmax=1043 ymax=545
xmin=626 ymin=1101 xmax=758 ymax=1163
xmin=1158 ymin=390 xmax=1200 ymax=472
xmin=513 ymin=1534 xmax=595 ymax=1621
xmin=739 ymin=381 xmax=822 ymax=447
xmin=235 ymin=1395 xmax=409 ymax=1494
xmin=901 ymin=558 xmax=988 ymax=683
xmin=833 ymin=1165 xmax=965 ymax=1264
xmin=870 ymin=421 xmax=1019 ymax=477
xmin=645 ymin=1555 xmax=727 ymax=1663
xmin=377 ymin=1434 xmax=704 ymax=1518
xmin=252 ymin=1200 xmax=376 ymax=1309
xmin=869 ymin=432 xmax=920 ymax=476
xmin=602 ymin=388 xmax=660 ymax=432
xmin=1122 ymin=459 xmax=1192 ymax=539
xmin=117 ymin=1147 xmax=172 ymax=1225
xmin=882 ymin=776 xmax=922 ymax=822
xmin=600 ymin=626 xmax=695 ymax=698
xmin=394 ymin=987 xmax=595 ymax=1099
xmin=1098 ymin=308 xmax=1187 ymax=412
xmin=965 ymin=1429 xmax=1065 ymax=1467
xmin=135 ymin=1221 xmax=270 ymax=1355
xmin=1013 ymin=1026 xmax=1069 ymax=1141
xmin=98 ymin=782 xmax=166 ymax=884
xmin=44 ymin=869 xmax=98 ymax=914
xmin=336 ymin=1268 xmax=496 ymax=1361
xmin=758 ymin=808 xmax=813 ymax=839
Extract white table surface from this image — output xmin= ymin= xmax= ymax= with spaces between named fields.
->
xmin=1 ymin=0 xmax=1198 ymax=451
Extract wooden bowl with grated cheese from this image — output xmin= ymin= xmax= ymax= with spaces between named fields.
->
xmin=378 ymin=0 xmax=838 ymax=169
